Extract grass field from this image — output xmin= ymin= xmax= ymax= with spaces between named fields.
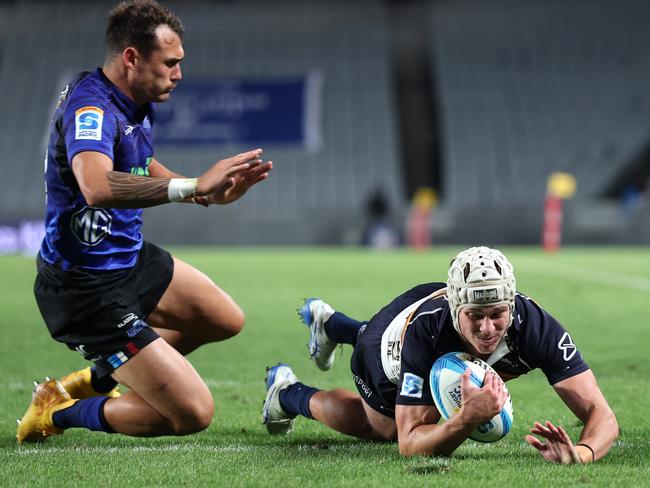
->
xmin=1 ymin=246 xmax=649 ymax=487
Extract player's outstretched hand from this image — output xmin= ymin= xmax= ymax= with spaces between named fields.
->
xmin=458 ymin=369 xmax=507 ymax=426
xmin=525 ymin=420 xmax=581 ymax=464
xmin=195 ymin=149 xmax=272 ymax=204
xmin=207 ymin=158 xmax=273 ymax=205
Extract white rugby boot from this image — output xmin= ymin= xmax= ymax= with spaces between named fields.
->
xmin=298 ymin=298 xmax=336 ymax=371
xmin=262 ymin=363 xmax=298 ymax=435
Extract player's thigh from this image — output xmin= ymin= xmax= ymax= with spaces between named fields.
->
xmin=361 ymin=399 xmax=397 ymax=441
xmin=111 ymin=337 xmax=214 ymax=429
xmin=147 ymin=257 xmax=244 ymax=338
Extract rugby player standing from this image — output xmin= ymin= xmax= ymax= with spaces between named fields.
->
xmin=262 ymin=247 xmax=618 ymax=463
xmin=17 ymin=0 xmax=272 ymax=442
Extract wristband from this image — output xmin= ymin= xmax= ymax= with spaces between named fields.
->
xmin=168 ymin=178 xmax=197 ymax=202
xmin=576 ymin=443 xmax=595 ymax=463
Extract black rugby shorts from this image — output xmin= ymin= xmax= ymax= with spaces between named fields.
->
xmin=34 ymin=241 xmax=174 ymax=378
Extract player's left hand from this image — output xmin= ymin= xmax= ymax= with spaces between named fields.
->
xmin=525 ymin=420 xmax=581 ymax=464
xmin=206 ymin=160 xmax=273 ymax=205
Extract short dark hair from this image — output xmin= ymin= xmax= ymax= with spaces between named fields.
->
xmin=106 ymin=0 xmax=184 ymax=59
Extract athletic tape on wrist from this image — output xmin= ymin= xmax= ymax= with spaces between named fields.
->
xmin=168 ymin=178 xmax=197 ymax=202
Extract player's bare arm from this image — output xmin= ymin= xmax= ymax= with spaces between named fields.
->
xmin=105 ymin=172 xmax=170 ymax=207
xmin=147 ymin=158 xmax=211 ymax=206
xmin=147 ymin=157 xmax=272 ymax=206
xmin=526 ymin=369 xmax=618 ymax=464
xmin=396 ymin=370 xmax=508 ymax=456
xmin=72 ymin=148 xmax=268 ymax=208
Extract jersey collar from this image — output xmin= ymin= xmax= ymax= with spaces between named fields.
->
xmin=96 ymin=67 xmax=152 ymax=124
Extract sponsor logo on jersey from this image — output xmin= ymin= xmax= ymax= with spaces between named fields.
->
xmin=130 ymin=157 xmax=152 ymax=176
xmin=400 ymin=372 xmax=424 ymax=398
xmin=75 ymin=106 xmax=104 ymax=140
xmin=558 ymin=332 xmax=577 ymax=361
xmin=124 ymin=125 xmax=135 ymax=136
xmin=70 ymin=207 xmax=112 ymax=246
xmin=387 ymin=339 xmax=401 ymax=362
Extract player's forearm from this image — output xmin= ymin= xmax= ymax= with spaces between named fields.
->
xmin=146 ymin=160 xmax=208 ymax=205
xmin=103 ymin=171 xmax=171 ymax=208
xmin=82 ymin=171 xmax=202 ymax=208
xmin=84 ymin=171 xmax=195 ymax=209
xmin=399 ymin=415 xmax=476 ymax=457
xmin=576 ymin=405 xmax=619 ymax=462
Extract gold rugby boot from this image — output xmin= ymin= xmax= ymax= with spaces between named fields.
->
xmin=16 ymin=379 xmax=77 ymax=443
xmin=58 ymin=367 xmax=121 ymax=399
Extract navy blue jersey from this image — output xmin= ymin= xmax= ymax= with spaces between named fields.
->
xmin=377 ymin=285 xmax=590 ymax=408
xmin=40 ymin=68 xmax=155 ymax=271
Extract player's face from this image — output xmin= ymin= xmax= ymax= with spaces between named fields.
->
xmin=133 ymin=25 xmax=183 ymax=104
xmin=457 ymin=304 xmax=510 ymax=357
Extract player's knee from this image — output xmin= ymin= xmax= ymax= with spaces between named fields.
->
xmin=219 ymin=305 xmax=245 ymax=339
xmin=171 ymin=396 xmax=215 ymax=435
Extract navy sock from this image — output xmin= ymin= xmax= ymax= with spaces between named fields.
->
xmin=90 ymin=366 xmax=118 ymax=394
xmin=324 ymin=312 xmax=366 ymax=346
xmin=279 ymin=382 xmax=319 ymax=419
xmin=53 ymin=397 xmax=115 ymax=433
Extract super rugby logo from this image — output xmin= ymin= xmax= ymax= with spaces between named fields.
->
xmin=70 ymin=207 xmax=112 ymax=246
xmin=400 ymin=373 xmax=424 ymax=398
xmin=75 ymin=106 xmax=103 ymax=140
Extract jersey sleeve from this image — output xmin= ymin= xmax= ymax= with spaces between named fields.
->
xmin=517 ymin=296 xmax=589 ymax=385
xmin=63 ymin=99 xmax=118 ymax=163
xmin=395 ymin=313 xmax=438 ymax=407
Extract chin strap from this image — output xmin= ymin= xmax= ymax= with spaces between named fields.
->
xmin=485 ymin=337 xmax=510 ymax=366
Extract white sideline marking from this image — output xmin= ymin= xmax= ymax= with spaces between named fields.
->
xmin=15 ymin=443 xmax=371 ymax=456
xmin=203 ymin=379 xmax=244 ymax=389
xmin=515 ymin=257 xmax=650 ymax=292
xmin=16 ymin=444 xmax=258 ymax=455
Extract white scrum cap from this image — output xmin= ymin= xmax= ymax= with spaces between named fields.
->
xmin=447 ymin=246 xmax=516 ymax=333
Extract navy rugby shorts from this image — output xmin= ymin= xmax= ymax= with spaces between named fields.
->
xmin=350 ymin=321 xmax=398 ymax=419
xmin=34 ymin=241 xmax=174 ymax=378
xmin=349 ymin=282 xmax=446 ymax=419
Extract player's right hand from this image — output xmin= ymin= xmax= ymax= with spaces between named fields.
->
xmin=195 ymin=149 xmax=263 ymax=197
xmin=525 ymin=421 xmax=582 ymax=464
xmin=458 ymin=369 xmax=507 ymax=425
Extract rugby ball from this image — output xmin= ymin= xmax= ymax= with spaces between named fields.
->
xmin=429 ymin=352 xmax=513 ymax=443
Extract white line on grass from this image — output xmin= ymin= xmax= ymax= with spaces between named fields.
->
xmin=14 ymin=442 xmax=373 ymax=456
xmin=16 ymin=444 xmax=258 ymax=455
xmin=514 ymin=257 xmax=650 ymax=292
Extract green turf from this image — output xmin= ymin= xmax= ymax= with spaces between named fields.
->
xmin=1 ymin=247 xmax=649 ymax=487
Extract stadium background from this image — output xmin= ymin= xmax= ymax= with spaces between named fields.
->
xmin=2 ymin=0 xmax=650 ymax=249
xmin=1 ymin=2 xmax=649 ymax=485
